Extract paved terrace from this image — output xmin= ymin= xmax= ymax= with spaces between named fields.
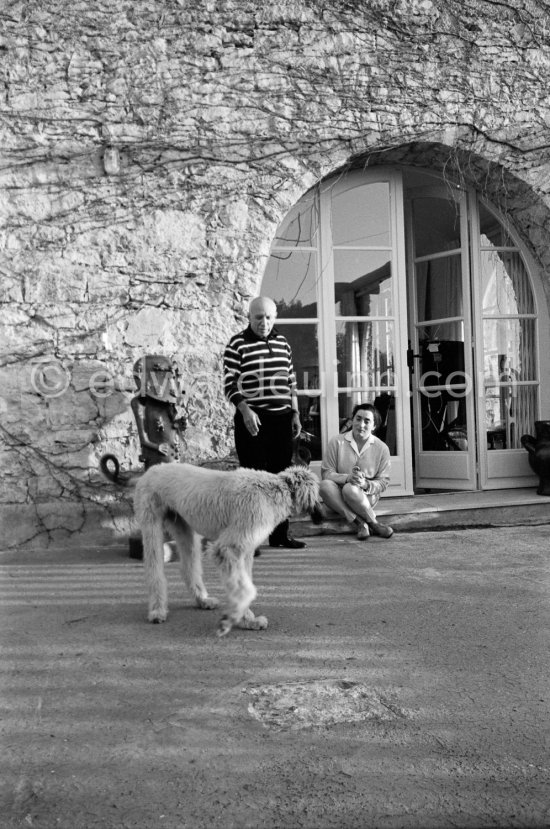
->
xmin=1 ymin=484 xmax=549 ymax=828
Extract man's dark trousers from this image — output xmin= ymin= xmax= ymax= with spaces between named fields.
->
xmin=234 ymin=408 xmax=293 ymax=544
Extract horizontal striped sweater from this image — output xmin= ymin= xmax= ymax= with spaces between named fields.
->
xmin=223 ymin=325 xmax=297 ymax=413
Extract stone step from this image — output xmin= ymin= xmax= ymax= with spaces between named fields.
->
xmin=292 ymin=487 xmax=550 ymax=536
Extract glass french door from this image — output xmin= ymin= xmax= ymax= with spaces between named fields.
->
xmin=262 ymin=169 xmax=413 ymax=495
xmin=407 ymin=185 xmax=478 ymax=490
xmin=472 ymin=200 xmax=541 ymax=488
xmin=262 ymin=165 xmax=545 ymax=495
xmin=406 ymin=182 xmax=541 ymax=490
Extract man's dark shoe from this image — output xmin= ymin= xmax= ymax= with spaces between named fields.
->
xmin=254 ymin=548 xmax=261 ymax=558
xmin=269 ymin=535 xmax=307 ymax=549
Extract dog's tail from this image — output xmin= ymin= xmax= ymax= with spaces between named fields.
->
xmin=99 ymin=454 xmax=138 ymax=488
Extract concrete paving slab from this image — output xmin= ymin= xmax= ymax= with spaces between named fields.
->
xmin=1 ymin=526 xmax=549 ymax=829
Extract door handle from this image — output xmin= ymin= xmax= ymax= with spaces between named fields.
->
xmin=407 ymin=348 xmax=421 ymax=371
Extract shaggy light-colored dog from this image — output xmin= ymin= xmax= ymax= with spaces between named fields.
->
xmin=134 ymin=462 xmax=320 ymax=637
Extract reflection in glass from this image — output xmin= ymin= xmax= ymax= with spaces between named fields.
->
xmin=298 ymin=394 xmax=322 ymax=461
xmin=416 ymin=328 xmax=467 ymax=452
xmin=483 ymin=318 xmax=536 ymax=383
xmin=481 ymin=251 xmax=534 ymax=315
xmin=336 ymin=321 xmax=395 ymax=390
xmin=337 ymin=391 xmax=397 ymax=455
xmin=419 ymin=389 xmax=468 ymax=451
xmin=412 ymin=197 xmax=461 ymax=257
xmin=485 ymin=384 xmax=537 ymax=450
xmin=273 ymin=192 xmax=318 ymax=247
xmin=415 ymin=256 xmax=462 ymax=323
xmin=262 ymin=250 xmax=318 ymax=317
xmin=334 ymin=250 xmax=392 ymax=316
xmin=417 ymin=326 xmax=465 ymax=387
xmin=480 ymin=228 xmax=538 ymax=452
xmin=275 ymin=323 xmax=319 ymax=392
xmin=331 ymin=182 xmax=390 ymax=247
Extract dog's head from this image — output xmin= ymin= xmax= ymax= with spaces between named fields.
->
xmin=278 ymin=465 xmax=320 ymax=516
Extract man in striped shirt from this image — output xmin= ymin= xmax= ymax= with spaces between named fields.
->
xmin=223 ymin=296 xmax=306 ymax=549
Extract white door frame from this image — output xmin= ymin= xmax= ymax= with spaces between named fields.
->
xmin=470 ymin=194 xmax=544 ymax=489
xmin=406 ymin=183 xmax=478 ymax=490
xmin=315 ymin=168 xmax=413 ymax=496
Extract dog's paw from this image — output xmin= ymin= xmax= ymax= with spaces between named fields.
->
xmin=196 ymin=596 xmax=219 ymax=610
xmin=237 ymin=613 xmax=268 ymax=631
xmin=147 ymin=610 xmax=167 ymax=623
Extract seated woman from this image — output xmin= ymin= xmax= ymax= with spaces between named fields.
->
xmin=319 ymin=402 xmax=393 ymax=540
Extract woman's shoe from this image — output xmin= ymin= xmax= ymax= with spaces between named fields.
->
xmin=368 ymin=521 xmax=394 ymax=539
xmin=356 ymin=522 xmax=370 ymax=540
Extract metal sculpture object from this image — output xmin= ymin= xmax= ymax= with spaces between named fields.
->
xmin=130 ymin=354 xmax=187 ymax=468
xmin=100 ymin=354 xmax=187 ymax=559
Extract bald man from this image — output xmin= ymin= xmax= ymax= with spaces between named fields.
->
xmin=223 ymin=296 xmax=306 ymax=549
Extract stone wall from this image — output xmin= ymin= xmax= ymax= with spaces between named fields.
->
xmin=2 ymin=0 xmax=550 ymax=547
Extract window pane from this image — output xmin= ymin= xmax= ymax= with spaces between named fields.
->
xmin=485 ymin=384 xmax=538 ymax=450
xmin=415 ymin=330 xmax=468 ymax=451
xmin=479 ymin=203 xmax=514 ymax=247
xmin=275 ymin=323 xmax=319 ymax=391
xmin=336 ymin=320 xmax=395 ymax=389
xmin=331 ymin=182 xmax=390 ymax=247
xmin=483 ymin=318 xmax=537 ymax=382
xmin=418 ymin=389 xmax=468 ymax=452
xmin=273 ymin=192 xmax=318 ymax=247
xmin=297 ymin=394 xmax=322 ymax=461
xmin=334 ymin=250 xmax=392 ymax=316
xmin=263 ymin=250 xmax=318 ymax=317
xmin=337 ymin=391 xmax=397 ymax=455
xmin=412 ymin=197 xmax=461 ymax=257
xmin=481 ymin=250 xmax=534 ymax=315
xmin=415 ymin=256 xmax=462 ymax=322
xmin=417 ymin=327 xmax=465 ymax=387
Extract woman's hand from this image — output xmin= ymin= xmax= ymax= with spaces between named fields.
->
xmin=348 ymin=467 xmax=364 ymax=486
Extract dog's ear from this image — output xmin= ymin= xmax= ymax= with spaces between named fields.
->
xmin=278 ymin=465 xmax=308 ymax=490
xmin=279 ymin=466 xmax=320 ymax=515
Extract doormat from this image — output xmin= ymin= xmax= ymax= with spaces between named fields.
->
xmin=245 ymin=679 xmax=406 ymax=730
